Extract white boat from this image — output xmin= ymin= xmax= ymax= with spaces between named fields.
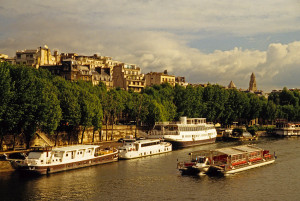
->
xmin=147 ymin=117 xmax=217 ymax=148
xmin=118 ymin=136 xmax=172 ymax=159
xmin=14 ymin=145 xmax=118 ymax=175
xmin=274 ymin=119 xmax=300 ymax=136
xmin=177 ymin=144 xmax=275 ymax=176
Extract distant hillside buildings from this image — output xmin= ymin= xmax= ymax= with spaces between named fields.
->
xmin=0 ymin=45 xmax=187 ymax=91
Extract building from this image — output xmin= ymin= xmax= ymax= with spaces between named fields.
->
xmin=175 ymin=76 xmax=188 ymax=87
xmin=228 ymin=80 xmax=237 ymax=89
xmin=113 ymin=63 xmax=145 ymax=92
xmin=40 ymin=59 xmax=92 ymax=82
xmin=249 ymin=72 xmax=257 ymax=92
xmin=0 ymin=53 xmax=8 ymax=61
xmin=15 ymin=45 xmax=59 ymax=68
xmin=94 ymin=67 xmax=113 ymax=88
xmin=145 ymin=70 xmax=176 ymax=87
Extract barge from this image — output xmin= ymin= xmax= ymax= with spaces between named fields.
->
xmin=14 ymin=145 xmax=118 ymax=175
xmin=177 ymin=144 xmax=275 ymax=176
xmin=148 ymin=117 xmax=217 ymax=148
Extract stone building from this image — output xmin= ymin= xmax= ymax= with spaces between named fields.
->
xmin=145 ymin=70 xmax=176 ymax=87
xmin=228 ymin=80 xmax=237 ymax=89
xmin=40 ymin=59 xmax=92 ymax=82
xmin=93 ymin=67 xmax=113 ymax=88
xmin=15 ymin=45 xmax=59 ymax=68
xmin=175 ymin=76 xmax=188 ymax=87
xmin=113 ymin=63 xmax=145 ymax=92
xmin=249 ymin=72 xmax=257 ymax=92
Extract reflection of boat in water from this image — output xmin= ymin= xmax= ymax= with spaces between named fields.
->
xmin=177 ymin=144 xmax=275 ymax=176
xmin=118 ymin=136 xmax=172 ymax=159
xmin=148 ymin=117 xmax=217 ymax=148
xmin=14 ymin=145 xmax=118 ymax=175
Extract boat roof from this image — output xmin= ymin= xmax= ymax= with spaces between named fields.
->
xmin=136 ymin=139 xmax=161 ymax=144
xmin=52 ymin=145 xmax=99 ymax=152
xmin=216 ymin=145 xmax=262 ymax=155
xmin=124 ymin=139 xmax=161 ymax=144
xmin=191 ymin=145 xmax=263 ymax=156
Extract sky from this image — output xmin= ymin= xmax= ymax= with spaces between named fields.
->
xmin=1 ymin=0 xmax=300 ymax=92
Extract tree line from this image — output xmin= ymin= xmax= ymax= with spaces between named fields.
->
xmin=0 ymin=63 xmax=299 ymax=149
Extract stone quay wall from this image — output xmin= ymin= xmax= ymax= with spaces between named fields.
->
xmin=1 ymin=125 xmax=145 ymax=150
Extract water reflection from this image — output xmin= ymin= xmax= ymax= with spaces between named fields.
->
xmin=1 ymin=138 xmax=300 ymax=200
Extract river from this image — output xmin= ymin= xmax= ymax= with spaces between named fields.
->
xmin=1 ymin=137 xmax=300 ymax=201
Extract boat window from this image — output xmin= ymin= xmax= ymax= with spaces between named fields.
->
xmin=154 ymin=125 xmax=162 ymax=131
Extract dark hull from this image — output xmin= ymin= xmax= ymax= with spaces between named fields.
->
xmin=179 ymin=167 xmax=201 ymax=176
xmin=16 ymin=152 xmax=118 ymax=175
xmin=166 ymin=137 xmax=216 ymax=149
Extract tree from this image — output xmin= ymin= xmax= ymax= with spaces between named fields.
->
xmin=9 ymin=66 xmax=62 ymax=149
xmin=53 ymin=77 xmax=81 ymax=145
xmin=0 ymin=63 xmax=13 ymax=150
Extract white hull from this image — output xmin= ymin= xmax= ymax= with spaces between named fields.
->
xmin=224 ymin=159 xmax=275 ymax=175
xmin=119 ymin=146 xmax=171 ymax=159
xmin=118 ymin=139 xmax=172 ymax=159
xmin=148 ymin=117 xmax=217 ymax=148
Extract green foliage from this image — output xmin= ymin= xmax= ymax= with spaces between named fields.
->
xmin=3 ymin=63 xmax=300 ymax=148
xmin=247 ymin=126 xmax=258 ymax=136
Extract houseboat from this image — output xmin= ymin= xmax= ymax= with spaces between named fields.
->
xmin=147 ymin=117 xmax=217 ymax=148
xmin=118 ymin=136 xmax=172 ymax=159
xmin=274 ymin=119 xmax=300 ymax=136
xmin=14 ymin=145 xmax=118 ymax=175
xmin=177 ymin=144 xmax=275 ymax=176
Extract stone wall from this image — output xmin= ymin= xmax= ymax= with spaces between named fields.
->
xmin=1 ymin=125 xmax=144 ymax=150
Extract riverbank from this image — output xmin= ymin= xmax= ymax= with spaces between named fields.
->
xmin=0 ymin=161 xmax=14 ymax=172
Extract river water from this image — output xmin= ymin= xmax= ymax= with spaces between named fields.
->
xmin=1 ymin=137 xmax=300 ymax=201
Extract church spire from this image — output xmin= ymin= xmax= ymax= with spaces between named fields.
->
xmin=249 ymin=72 xmax=257 ymax=92
xmin=228 ymin=80 xmax=236 ymax=89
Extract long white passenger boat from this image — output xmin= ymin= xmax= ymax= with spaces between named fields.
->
xmin=118 ymin=137 xmax=172 ymax=159
xmin=274 ymin=120 xmax=300 ymax=136
xmin=147 ymin=117 xmax=217 ymax=148
xmin=177 ymin=144 xmax=275 ymax=176
xmin=14 ymin=145 xmax=118 ymax=175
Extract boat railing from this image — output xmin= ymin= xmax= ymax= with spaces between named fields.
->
xmin=155 ymin=121 xmax=180 ymax=125
xmin=149 ymin=130 xmax=179 ymax=135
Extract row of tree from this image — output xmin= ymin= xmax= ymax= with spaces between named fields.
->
xmin=0 ymin=63 xmax=299 ymax=149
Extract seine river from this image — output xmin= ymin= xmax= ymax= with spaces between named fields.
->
xmin=1 ymin=137 xmax=300 ymax=201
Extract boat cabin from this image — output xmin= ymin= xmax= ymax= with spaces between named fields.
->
xmin=189 ymin=145 xmax=271 ymax=167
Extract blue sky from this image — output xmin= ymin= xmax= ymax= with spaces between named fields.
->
xmin=1 ymin=0 xmax=300 ymax=92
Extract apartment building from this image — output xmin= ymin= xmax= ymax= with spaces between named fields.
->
xmin=40 ymin=59 xmax=92 ymax=82
xmin=145 ymin=70 xmax=176 ymax=87
xmin=113 ymin=63 xmax=145 ymax=92
xmin=15 ymin=45 xmax=59 ymax=68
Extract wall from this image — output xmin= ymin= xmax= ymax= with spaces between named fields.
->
xmin=1 ymin=125 xmax=141 ymax=150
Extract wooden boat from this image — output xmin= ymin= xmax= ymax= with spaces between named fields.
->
xmin=13 ymin=145 xmax=118 ymax=175
xmin=177 ymin=144 xmax=275 ymax=176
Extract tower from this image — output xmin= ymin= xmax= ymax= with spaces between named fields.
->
xmin=249 ymin=72 xmax=257 ymax=92
xmin=228 ymin=80 xmax=236 ymax=89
